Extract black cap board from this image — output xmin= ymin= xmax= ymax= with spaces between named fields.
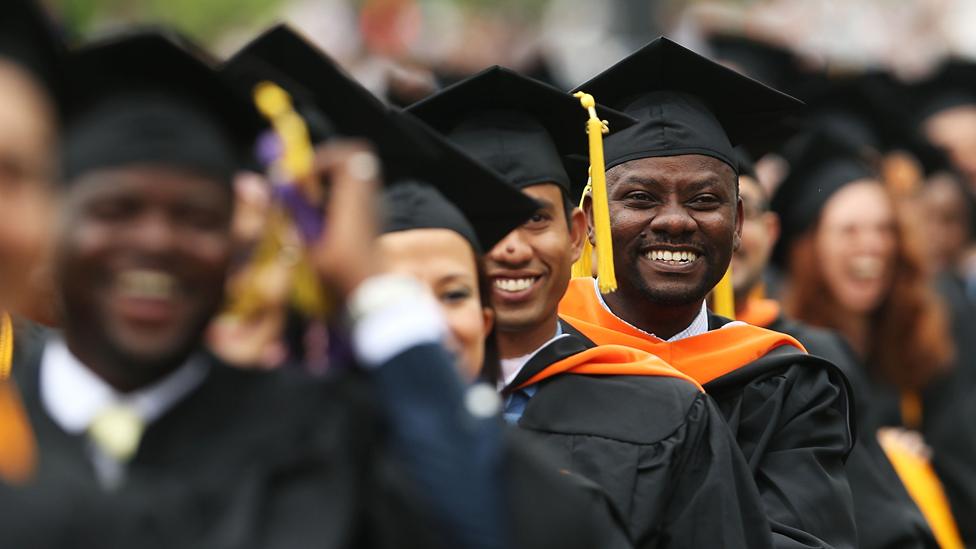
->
xmin=572 ymin=37 xmax=804 ymax=174
xmin=706 ymin=32 xmax=803 ymax=94
xmin=913 ymin=59 xmax=976 ymax=124
xmin=0 ymin=0 xmax=64 ymax=104
xmin=405 ymin=65 xmax=635 ymax=193
xmin=381 ymin=182 xmax=482 ymax=254
xmin=769 ymin=130 xmax=877 ymax=267
xmin=62 ymin=29 xmax=265 ymax=185
xmin=224 ymin=24 xmax=538 ymax=251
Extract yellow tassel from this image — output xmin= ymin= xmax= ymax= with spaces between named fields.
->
xmin=0 ymin=312 xmax=37 ymax=485
xmin=573 ymin=92 xmax=616 ymax=293
xmin=222 ymin=82 xmax=330 ymax=321
xmin=879 ymin=429 xmax=965 ymax=549
xmin=711 ymin=266 xmax=735 ymax=319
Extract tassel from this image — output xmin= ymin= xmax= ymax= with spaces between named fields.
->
xmin=573 ymin=92 xmax=616 ymax=293
xmin=711 ymin=266 xmax=736 ymax=319
xmin=0 ymin=313 xmax=37 ymax=485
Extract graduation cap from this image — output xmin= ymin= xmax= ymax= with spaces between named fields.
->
xmin=405 ymin=65 xmax=635 ymax=291
xmin=224 ymin=24 xmax=538 ymax=251
xmin=381 ymin=182 xmax=482 ymax=252
xmin=706 ymin=32 xmax=803 ymax=94
xmin=0 ymin=0 xmax=64 ymax=105
xmin=913 ymin=58 xmax=976 ymax=124
xmin=62 ymin=29 xmax=265 ymax=185
xmin=734 ymin=146 xmax=758 ymax=181
xmin=572 ymin=37 xmax=804 ymax=175
xmin=405 ymin=65 xmax=635 ymax=194
xmin=769 ymin=130 xmax=877 ymax=267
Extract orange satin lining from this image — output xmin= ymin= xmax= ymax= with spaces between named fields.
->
xmin=517 ymin=343 xmax=703 ymax=392
xmin=736 ymin=298 xmax=781 ymax=329
xmin=558 ymin=278 xmax=805 ymax=385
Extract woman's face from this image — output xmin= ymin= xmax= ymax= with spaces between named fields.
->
xmin=378 ymin=229 xmax=493 ymax=380
xmin=0 ymin=61 xmax=57 ymax=313
xmin=815 ymin=180 xmax=897 ymax=315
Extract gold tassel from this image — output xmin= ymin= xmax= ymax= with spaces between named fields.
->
xmin=573 ymin=92 xmax=616 ymax=293
xmin=0 ymin=313 xmax=37 ymax=485
xmin=223 ymin=82 xmax=329 ymax=320
xmin=711 ymin=266 xmax=736 ymax=319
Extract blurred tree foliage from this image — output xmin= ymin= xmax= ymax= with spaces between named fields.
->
xmin=48 ymin=0 xmax=286 ymax=43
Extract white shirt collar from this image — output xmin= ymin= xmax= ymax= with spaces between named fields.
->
xmin=592 ymin=278 xmax=710 ymax=342
xmin=498 ymin=324 xmax=567 ymax=390
xmin=40 ymin=337 xmax=209 ymax=435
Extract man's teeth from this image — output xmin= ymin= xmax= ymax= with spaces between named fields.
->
xmin=116 ymin=270 xmax=177 ymax=299
xmin=646 ymin=250 xmax=698 ymax=264
xmin=494 ymin=277 xmax=537 ymax=292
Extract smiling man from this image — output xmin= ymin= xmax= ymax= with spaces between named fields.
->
xmin=408 ymin=67 xmax=773 ymax=549
xmin=558 ymin=38 xmax=858 ymax=549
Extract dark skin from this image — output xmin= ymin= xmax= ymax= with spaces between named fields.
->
xmin=55 ymin=141 xmax=383 ymax=393
xmin=56 ymin=166 xmax=234 ymax=392
xmin=584 ymin=154 xmax=742 ymax=340
xmin=486 ymin=183 xmax=586 ymax=359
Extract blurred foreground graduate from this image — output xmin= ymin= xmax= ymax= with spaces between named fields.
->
xmin=222 ymin=24 xmax=634 ymax=549
xmin=407 ymin=67 xmax=772 ymax=549
xmin=733 ymin=147 xmax=940 ymax=549
xmin=0 ymin=24 xmax=632 ymax=549
xmin=555 ymin=38 xmax=858 ymax=549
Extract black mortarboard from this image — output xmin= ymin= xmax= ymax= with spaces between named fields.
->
xmin=706 ymin=32 xmax=802 ymax=94
xmin=381 ymin=182 xmax=482 ymax=253
xmin=769 ymin=130 xmax=877 ymax=266
xmin=799 ymin=71 xmax=919 ymax=156
xmin=0 ymin=0 xmax=64 ymax=103
xmin=912 ymin=59 xmax=976 ymax=123
xmin=405 ymin=66 xmax=635 ymax=193
xmin=734 ymin=146 xmax=758 ymax=181
xmin=62 ymin=30 xmax=264 ymax=185
xmin=223 ymin=24 xmax=537 ymax=249
xmin=573 ymin=37 xmax=804 ymax=174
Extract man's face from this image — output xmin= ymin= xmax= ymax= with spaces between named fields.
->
xmin=486 ymin=183 xmax=585 ymax=333
xmin=56 ymin=166 xmax=233 ymax=374
xmin=731 ymin=175 xmax=779 ymax=300
xmin=924 ymin=105 xmax=976 ymax=191
xmin=0 ymin=61 xmax=57 ymax=312
xmin=597 ymin=154 xmax=742 ymax=306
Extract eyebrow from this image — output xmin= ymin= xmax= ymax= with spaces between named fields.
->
xmin=533 ymin=197 xmax=557 ymax=211
xmin=437 ymin=273 xmax=475 ymax=286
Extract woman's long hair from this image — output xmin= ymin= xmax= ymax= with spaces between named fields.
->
xmin=783 ymin=187 xmax=954 ymax=392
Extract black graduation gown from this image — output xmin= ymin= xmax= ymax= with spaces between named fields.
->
xmin=921 ymin=273 xmax=976 ymax=545
xmin=766 ymin=314 xmax=938 ymax=549
xmin=503 ymin=320 xmax=773 ymax=549
xmin=704 ymin=313 xmax=858 ymax=549
xmin=4 ymin=325 xmax=378 ymax=549
xmin=1 ymin=324 xmax=633 ymax=549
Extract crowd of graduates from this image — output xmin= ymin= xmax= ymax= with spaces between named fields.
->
xmin=5 ymin=0 xmax=976 ymax=548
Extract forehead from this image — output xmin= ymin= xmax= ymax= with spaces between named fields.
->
xmin=820 ymin=180 xmax=891 ymax=225
xmin=378 ymin=228 xmax=479 ymax=282
xmin=0 ymin=60 xmax=56 ymax=138
xmin=738 ymin=175 xmax=765 ymax=204
xmin=68 ymin=165 xmax=231 ymax=204
xmin=608 ymin=154 xmax=736 ymax=188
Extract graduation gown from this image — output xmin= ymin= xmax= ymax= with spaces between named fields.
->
xmin=921 ymin=273 xmax=976 ymax=545
xmin=0 ymin=322 xmax=632 ymax=549
xmin=502 ymin=320 xmax=773 ymax=549
xmin=559 ymin=278 xmax=857 ymax=549
xmin=739 ymin=300 xmax=938 ymax=549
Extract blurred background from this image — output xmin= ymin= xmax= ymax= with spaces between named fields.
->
xmin=41 ymin=0 xmax=976 ymax=96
